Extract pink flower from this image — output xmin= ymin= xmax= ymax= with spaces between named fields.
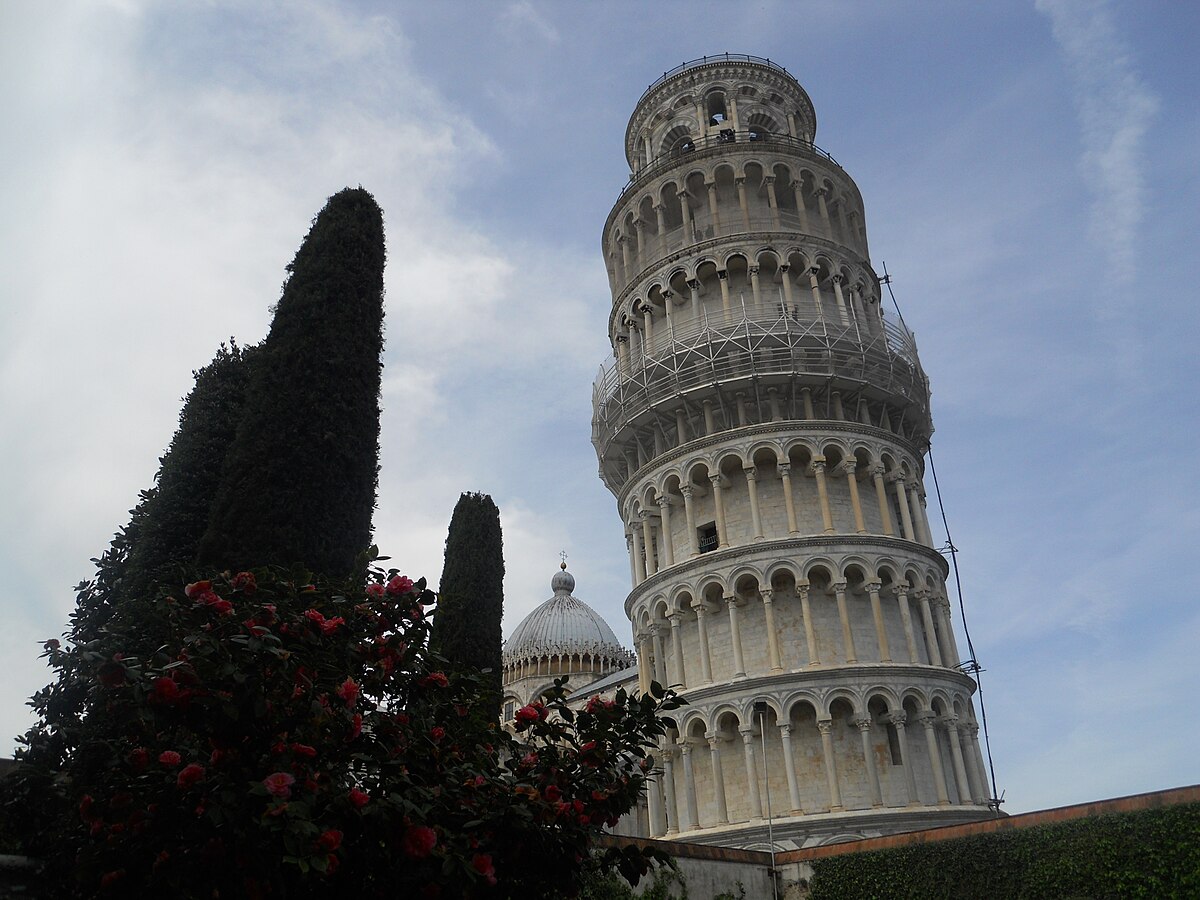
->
xmin=386 ymin=575 xmax=414 ymax=596
xmin=402 ymin=825 xmax=437 ymax=859
xmin=176 ymin=763 xmax=205 ymax=789
xmin=348 ymin=787 xmax=370 ymax=808
xmin=263 ymin=772 xmax=295 ymax=798
xmin=365 ymin=583 xmax=385 ymax=600
xmin=316 ymin=829 xmax=343 ymax=852
xmin=231 ymin=571 xmax=256 ymax=594
xmin=158 ymin=750 xmax=182 ymax=768
xmin=304 ymin=609 xmax=326 ymax=626
xmin=337 ymin=677 xmax=360 ymax=708
xmin=472 ymin=853 xmax=497 ymax=886
xmin=184 ymin=580 xmax=212 ymax=599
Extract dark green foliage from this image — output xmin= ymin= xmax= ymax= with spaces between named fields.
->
xmin=808 ymin=802 xmax=1200 ymax=899
xmin=430 ymin=493 xmax=505 ymax=709
xmin=199 ymin=187 xmax=386 ymax=577
xmin=17 ymin=342 xmax=256 ymax=777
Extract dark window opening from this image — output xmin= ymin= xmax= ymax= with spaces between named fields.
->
xmin=886 ymin=722 xmax=903 ymax=765
xmin=698 ymin=523 xmax=718 ymax=553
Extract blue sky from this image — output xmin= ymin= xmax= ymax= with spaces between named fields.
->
xmin=1 ymin=1 xmax=1196 ymax=814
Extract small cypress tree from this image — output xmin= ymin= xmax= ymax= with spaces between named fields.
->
xmin=430 ymin=493 xmax=505 ymax=708
xmin=198 ymin=187 xmax=386 ymax=576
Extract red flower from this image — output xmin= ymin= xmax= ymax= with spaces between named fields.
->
xmin=316 ymin=829 xmax=343 ymax=852
xmin=79 ymin=794 xmax=95 ymax=822
xmin=210 ymin=598 xmax=234 ymax=615
xmin=543 ymin=784 xmax=562 ymax=802
xmin=128 ymin=748 xmax=149 ymax=771
xmin=290 ymin=743 xmax=317 ymax=758
xmin=325 ymin=854 xmax=339 ymax=875
xmin=472 ymin=853 xmax=497 ymax=886
xmin=158 ymin=750 xmax=182 ymax=768
xmin=514 ymin=702 xmax=547 ymax=728
xmin=176 ymin=764 xmax=205 ymax=789
xmin=580 ymin=740 xmax=597 ymax=754
xmin=97 ymin=661 xmax=126 ymax=688
xmin=150 ymin=677 xmax=179 ymax=703
xmin=184 ymin=580 xmax=212 ymax=599
xmin=100 ymin=870 xmax=125 ymax=889
xmin=262 ymin=772 xmax=295 ymax=798
xmin=304 ymin=609 xmax=326 ymax=626
xmin=231 ymin=571 xmax=256 ymax=594
xmin=429 ymin=726 xmax=445 ymax=743
xmin=337 ymin=677 xmax=360 ymax=708
xmin=420 ymin=671 xmax=449 ymax=688
xmin=386 ymin=575 xmax=414 ymax=596
xmin=319 ymin=616 xmax=345 ymax=635
xmin=348 ymin=787 xmax=370 ymax=808
xmin=347 ymin=713 xmax=363 ymax=741
xmin=402 ymin=825 xmax=437 ymax=859
xmin=365 ymin=583 xmax=385 ymax=600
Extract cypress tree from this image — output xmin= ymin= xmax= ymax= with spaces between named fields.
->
xmin=431 ymin=493 xmax=505 ymax=708
xmin=198 ymin=187 xmax=386 ymax=576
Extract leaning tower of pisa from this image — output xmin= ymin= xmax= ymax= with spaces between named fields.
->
xmin=591 ymin=55 xmax=996 ymax=849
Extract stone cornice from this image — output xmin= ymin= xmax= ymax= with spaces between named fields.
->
xmin=623 ymin=532 xmax=950 ymax=617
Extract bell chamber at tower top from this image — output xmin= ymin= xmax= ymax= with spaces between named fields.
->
xmin=592 ymin=55 xmax=932 ymax=497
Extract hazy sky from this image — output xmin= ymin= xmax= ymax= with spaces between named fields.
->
xmin=1 ymin=1 xmax=1196 ymax=814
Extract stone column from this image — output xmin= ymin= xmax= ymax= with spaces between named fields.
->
xmin=735 ymin=176 xmax=751 ymax=231
xmin=688 ymin=278 xmax=701 ymax=319
xmin=866 ymin=581 xmax=891 ymax=662
xmin=630 ymin=526 xmax=647 ymax=584
xmin=807 ymin=267 xmax=823 ymax=319
xmin=919 ymin=714 xmax=951 ymax=805
xmin=778 ymin=723 xmax=803 ymax=813
xmin=615 ymin=333 xmax=630 ymax=374
xmin=726 ymin=594 xmax=747 ymax=678
xmin=907 ymin=483 xmax=932 ymax=546
xmin=816 ymin=186 xmax=832 ymax=235
xmin=894 ymin=583 xmax=919 ymax=663
xmin=915 ymin=590 xmax=942 ymax=666
xmin=668 ymin=613 xmax=686 ymax=688
xmin=646 ymin=765 xmax=665 ymax=836
xmin=625 ymin=533 xmax=638 ymax=586
xmin=891 ymin=473 xmax=916 ymax=541
xmin=650 ymin=624 xmax=668 ymax=686
xmin=963 ymin=722 xmax=988 ymax=804
xmin=792 ymin=180 xmax=810 ymax=231
xmin=740 ymin=726 xmax=764 ymax=819
xmin=748 ymin=264 xmax=762 ymax=308
xmin=635 ymin=633 xmax=650 ymax=694
xmin=634 ymin=217 xmax=646 ymax=266
xmin=656 ymin=496 xmax=676 ymax=567
xmin=706 ymin=180 xmax=721 ymax=234
xmin=778 ymin=463 xmax=800 ymax=534
xmin=710 ymin=474 xmax=729 ymax=547
xmin=618 ymin=232 xmax=631 ymax=274
xmin=717 ymin=270 xmax=732 ymax=322
xmin=871 ymin=464 xmax=895 ymax=536
xmin=707 ymin=733 xmax=729 ymax=824
xmin=942 ymin=716 xmax=971 ymax=803
xmin=832 ymin=581 xmax=858 ymax=663
xmin=678 ymin=189 xmax=692 ymax=240
xmin=798 ymin=582 xmax=820 ymax=666
xmin=744 ymin=466 xmax=765 ymax=539
xmin=761 ymin=587 xmax=783 ymax=670
xmin=856 ymin=718 xmax=884 ymax=807
xmin=654 ymin=202 xmax=666 ymax=242
xmin=817 ymin=719 xmax=843 ymax=811
xmin=935 ymin=596 xmax=959 ymax=665
xmin=831 ymin=274 xmax=851 ymax=326
xmin=780 ymin=264 xmax=796 ymax=316
xmin=694 ymin=604 xmax=713 ymax=684
xmin=640 ymin=510 xmax=658 ymax=577
xmin=680 ymin=484 xmax=699 ymax=556
xmin=764 ymin=174 xmax=781 ymax=228
xmin=660 ymin=746 xmax=679 ymax=835
xmin=888 ymin=713 xmax=920 ymax=806
xmin=811 ymin=458 xmax=835 ymax=533
xmin=679 ymin=741 xmax=699 ymax=829
xmin=839 ymin=459 xmax=867 ymax=533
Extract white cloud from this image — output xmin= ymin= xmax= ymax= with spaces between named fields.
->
xmin=500 ymin=1 xmax=560 ymax=45
xmin=1036 ymin=0 xmax=1158 ymax=285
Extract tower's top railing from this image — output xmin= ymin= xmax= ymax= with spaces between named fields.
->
xmin=637 ymin=54 xmax=794 ymax=107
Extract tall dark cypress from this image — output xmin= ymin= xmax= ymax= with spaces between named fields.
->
xmin=431 ymin=493 xmax=505 ymax=708
xmin=198 ymin=188 xmax=386 ymax=576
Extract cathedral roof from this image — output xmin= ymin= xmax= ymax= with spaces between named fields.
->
xmin=502 ymin=565 xmax=633 ymax=667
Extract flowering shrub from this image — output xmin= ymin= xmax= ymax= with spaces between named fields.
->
xmin=5 ymin=559 xmax=682 ymax=898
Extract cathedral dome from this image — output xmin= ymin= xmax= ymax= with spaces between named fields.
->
xmin=502 ymin=565 xmax=633 ymax=669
